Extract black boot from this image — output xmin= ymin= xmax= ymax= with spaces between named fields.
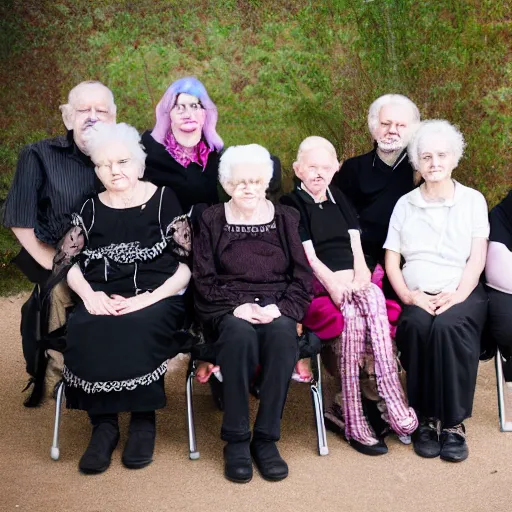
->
xmin=412 ymin=418 xmax=440 ymax=458
xmin=224 ymin=441 xmax=253 ymax=483
xmin=122 ymin=411 xmax=156 ymax=469
xmin=79 ymin=414 xmax=119 ymax=474
xmin=440 ymin=423 xmax=468 ymax=462
xmin=250 ymin=438 xmax=288 ymax=481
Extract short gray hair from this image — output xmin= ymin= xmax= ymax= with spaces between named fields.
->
xmin=87 ymin=122 xmax=146 ymax=171
xmin=367 ymin=94 xmax=420 ymax=137
xmin=218 ymin=144 xmax=273 ymax=187
xmin=408 ymin=119 xmax=466 ymax=170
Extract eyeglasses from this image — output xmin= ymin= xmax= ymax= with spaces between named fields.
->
xmin=172 ymin=102 xmax=204 ymax=115
xmin=96 ymin=158 xmax=132 ymax=171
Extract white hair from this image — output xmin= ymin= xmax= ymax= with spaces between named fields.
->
xmin=296 ymin=136 xmax=338 ymax=163
xmin=218 ymin=144 xmax=273 ymax=187
xmin=408 ymin=119 xmax=466 ymax=170
xmin=367 ymin=94 xmax=420 ymax=137
xmin=87 ymin=122 xmax=147 ymax=171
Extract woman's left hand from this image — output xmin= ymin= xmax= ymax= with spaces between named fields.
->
xmin=260 ymin=304 xmax=281 ymax=319
xmin=352 ymin=266 xmax=372 ymax=292
xmin=111 ymin=292 xmax=154 ymax=315
xmin=432 ymin=291 xmax=465 ymax=315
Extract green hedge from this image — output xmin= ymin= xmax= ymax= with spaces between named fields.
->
xmin=1 ymin=0 xmax=510 ymax=294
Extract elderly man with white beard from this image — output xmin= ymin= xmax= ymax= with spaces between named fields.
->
xmin=333 ymin=94 xmax=420 ymax=268
xmin=3 ymin=80 xmax=116 ymax=404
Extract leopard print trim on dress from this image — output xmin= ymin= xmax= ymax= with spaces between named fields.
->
xmin=62 ymin=360 xmax=168 ymax=393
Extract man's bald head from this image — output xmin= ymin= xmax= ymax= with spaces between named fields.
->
xmin=296 ymin=136 xmax=338 ymax=164
xmin=60 ymin=81 xmax=116 ymax=155
xmin=66 ymin=81 xmax=116 ymax=110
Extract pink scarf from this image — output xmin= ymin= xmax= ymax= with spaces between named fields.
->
xmin=163 ymin=131 xmax=211 ymax=170
xmin=340 ymin=283 xmax=418 ymax=444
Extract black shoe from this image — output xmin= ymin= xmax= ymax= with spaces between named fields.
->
xmin=325 ymin=409 xmax=387 ymax=455
xmin=412 ymin=419 xmax=440 ymax=458
xmin=224 ymin=441 xmax=253 ymax=483
xmin=348 ymin=438 xmax=388 ymax=456
xmin=250 ymin=439 xmax=288 ymax=481
xmin=440 ymin=424 xmax=468 ymax=462
xmin=324 ymin=415 xmax=346 ymax=439
xmin=122 ymin=412 xmax=156 ymax=469
xmin=79 ymin=422 xmax=120 ymax=474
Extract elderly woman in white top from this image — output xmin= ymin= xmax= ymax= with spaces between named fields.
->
xmin=384 ymin=120 xmax=489 ymax=463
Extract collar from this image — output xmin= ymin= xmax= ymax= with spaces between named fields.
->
xmin=49 ymin=130 xmax=93 ymax=166
xmin=408 ymin=180 xmax=465 ymax=208
xmin=48 ymin=130 xmax=74 ymax=149
xmin=163 ymin=130 xmax=211 ymax=170
xmin=296 ymin=182 xmax=336 ymax=204
xmin=372 ymin=147 xmax=408 ymax=171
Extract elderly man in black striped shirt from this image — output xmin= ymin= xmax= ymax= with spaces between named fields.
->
xmin=3 ymin=81 xmax=116 ymax=404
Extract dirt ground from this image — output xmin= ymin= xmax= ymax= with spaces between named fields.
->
xmin=1 ymin=294 xmax=511 ymax=512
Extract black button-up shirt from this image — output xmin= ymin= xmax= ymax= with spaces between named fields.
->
xmin=2 ymin=131 xmax=96 ymax=247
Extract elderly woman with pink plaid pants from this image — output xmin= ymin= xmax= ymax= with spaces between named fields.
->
xmin=281 ymin=136 xmax=418 ymax=456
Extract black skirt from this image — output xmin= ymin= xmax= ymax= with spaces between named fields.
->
xmin=396 ymin=284 xmax=488 ymax=427
xmin=64 ymin=296 xmax=185 ymax=415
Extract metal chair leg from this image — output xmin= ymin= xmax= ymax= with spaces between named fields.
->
xmin=51 ymin=380 xmax=65 ymax=460
xmin=310 ymin=353 xmax=329 ymax=456
xmin=496 ymin=348 xmax=512 ymax=432
xmin=186 ymin=361 xmax=200 ymax=459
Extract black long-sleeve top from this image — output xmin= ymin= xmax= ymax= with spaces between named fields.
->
xmin=193 ymin=203 xmax=312 ymax=326
xmin=332 ymin=148 xmax=416 ymax=263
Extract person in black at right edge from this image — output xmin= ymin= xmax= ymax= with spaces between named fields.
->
xmin=333 ymin=94 xmax=421 ymax=269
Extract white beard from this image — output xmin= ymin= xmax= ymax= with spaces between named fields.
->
xmin=377 ymin=139 xmax=404 ymax=152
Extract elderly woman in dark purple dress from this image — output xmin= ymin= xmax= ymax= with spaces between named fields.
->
xmin=193 ymin=144 xmax=312 ymax=483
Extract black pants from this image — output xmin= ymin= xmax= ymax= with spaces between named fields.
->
xmin=396 ymin=284 xmax=488 ymax=427
xmin=487 ymin=287 xmax=512 ymax=381
xmin=215 ymin=314 xmax=298 ymax=443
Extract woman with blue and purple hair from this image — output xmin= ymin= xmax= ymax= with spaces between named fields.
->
xmin=142 ymin=77 xmax=281 ymax=214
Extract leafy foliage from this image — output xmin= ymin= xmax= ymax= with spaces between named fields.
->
xmin=0 ymin=0 xmax=510 ymax=294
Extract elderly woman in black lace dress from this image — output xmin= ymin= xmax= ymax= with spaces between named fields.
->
xmin=54 ymin=122 xmax=192 ymax=474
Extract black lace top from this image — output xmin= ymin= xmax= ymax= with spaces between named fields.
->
xmin=193 ymin=203 xmax=313 ymax=325
xmin=51 ymin=186 xmax=191 ymax=298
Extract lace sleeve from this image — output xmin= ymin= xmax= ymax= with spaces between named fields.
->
xmin=41 ymin=217 xmax=86 ymax=300
xmin=158 ymin=186 xmax=192 ymax=263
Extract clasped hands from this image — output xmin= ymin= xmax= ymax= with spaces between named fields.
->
xmin=328 ymin=267 xmax=372 ymax=308
xmin=83 ymin=290 xmax=153 ymax=316
xmin=409 ymin=290 xmax=465 ymax=315
xmin=233 ymin=302 xmax=281 ymax=324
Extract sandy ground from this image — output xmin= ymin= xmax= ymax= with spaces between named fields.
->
xmin=1 ymin=294 xmax=511 ymax=512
